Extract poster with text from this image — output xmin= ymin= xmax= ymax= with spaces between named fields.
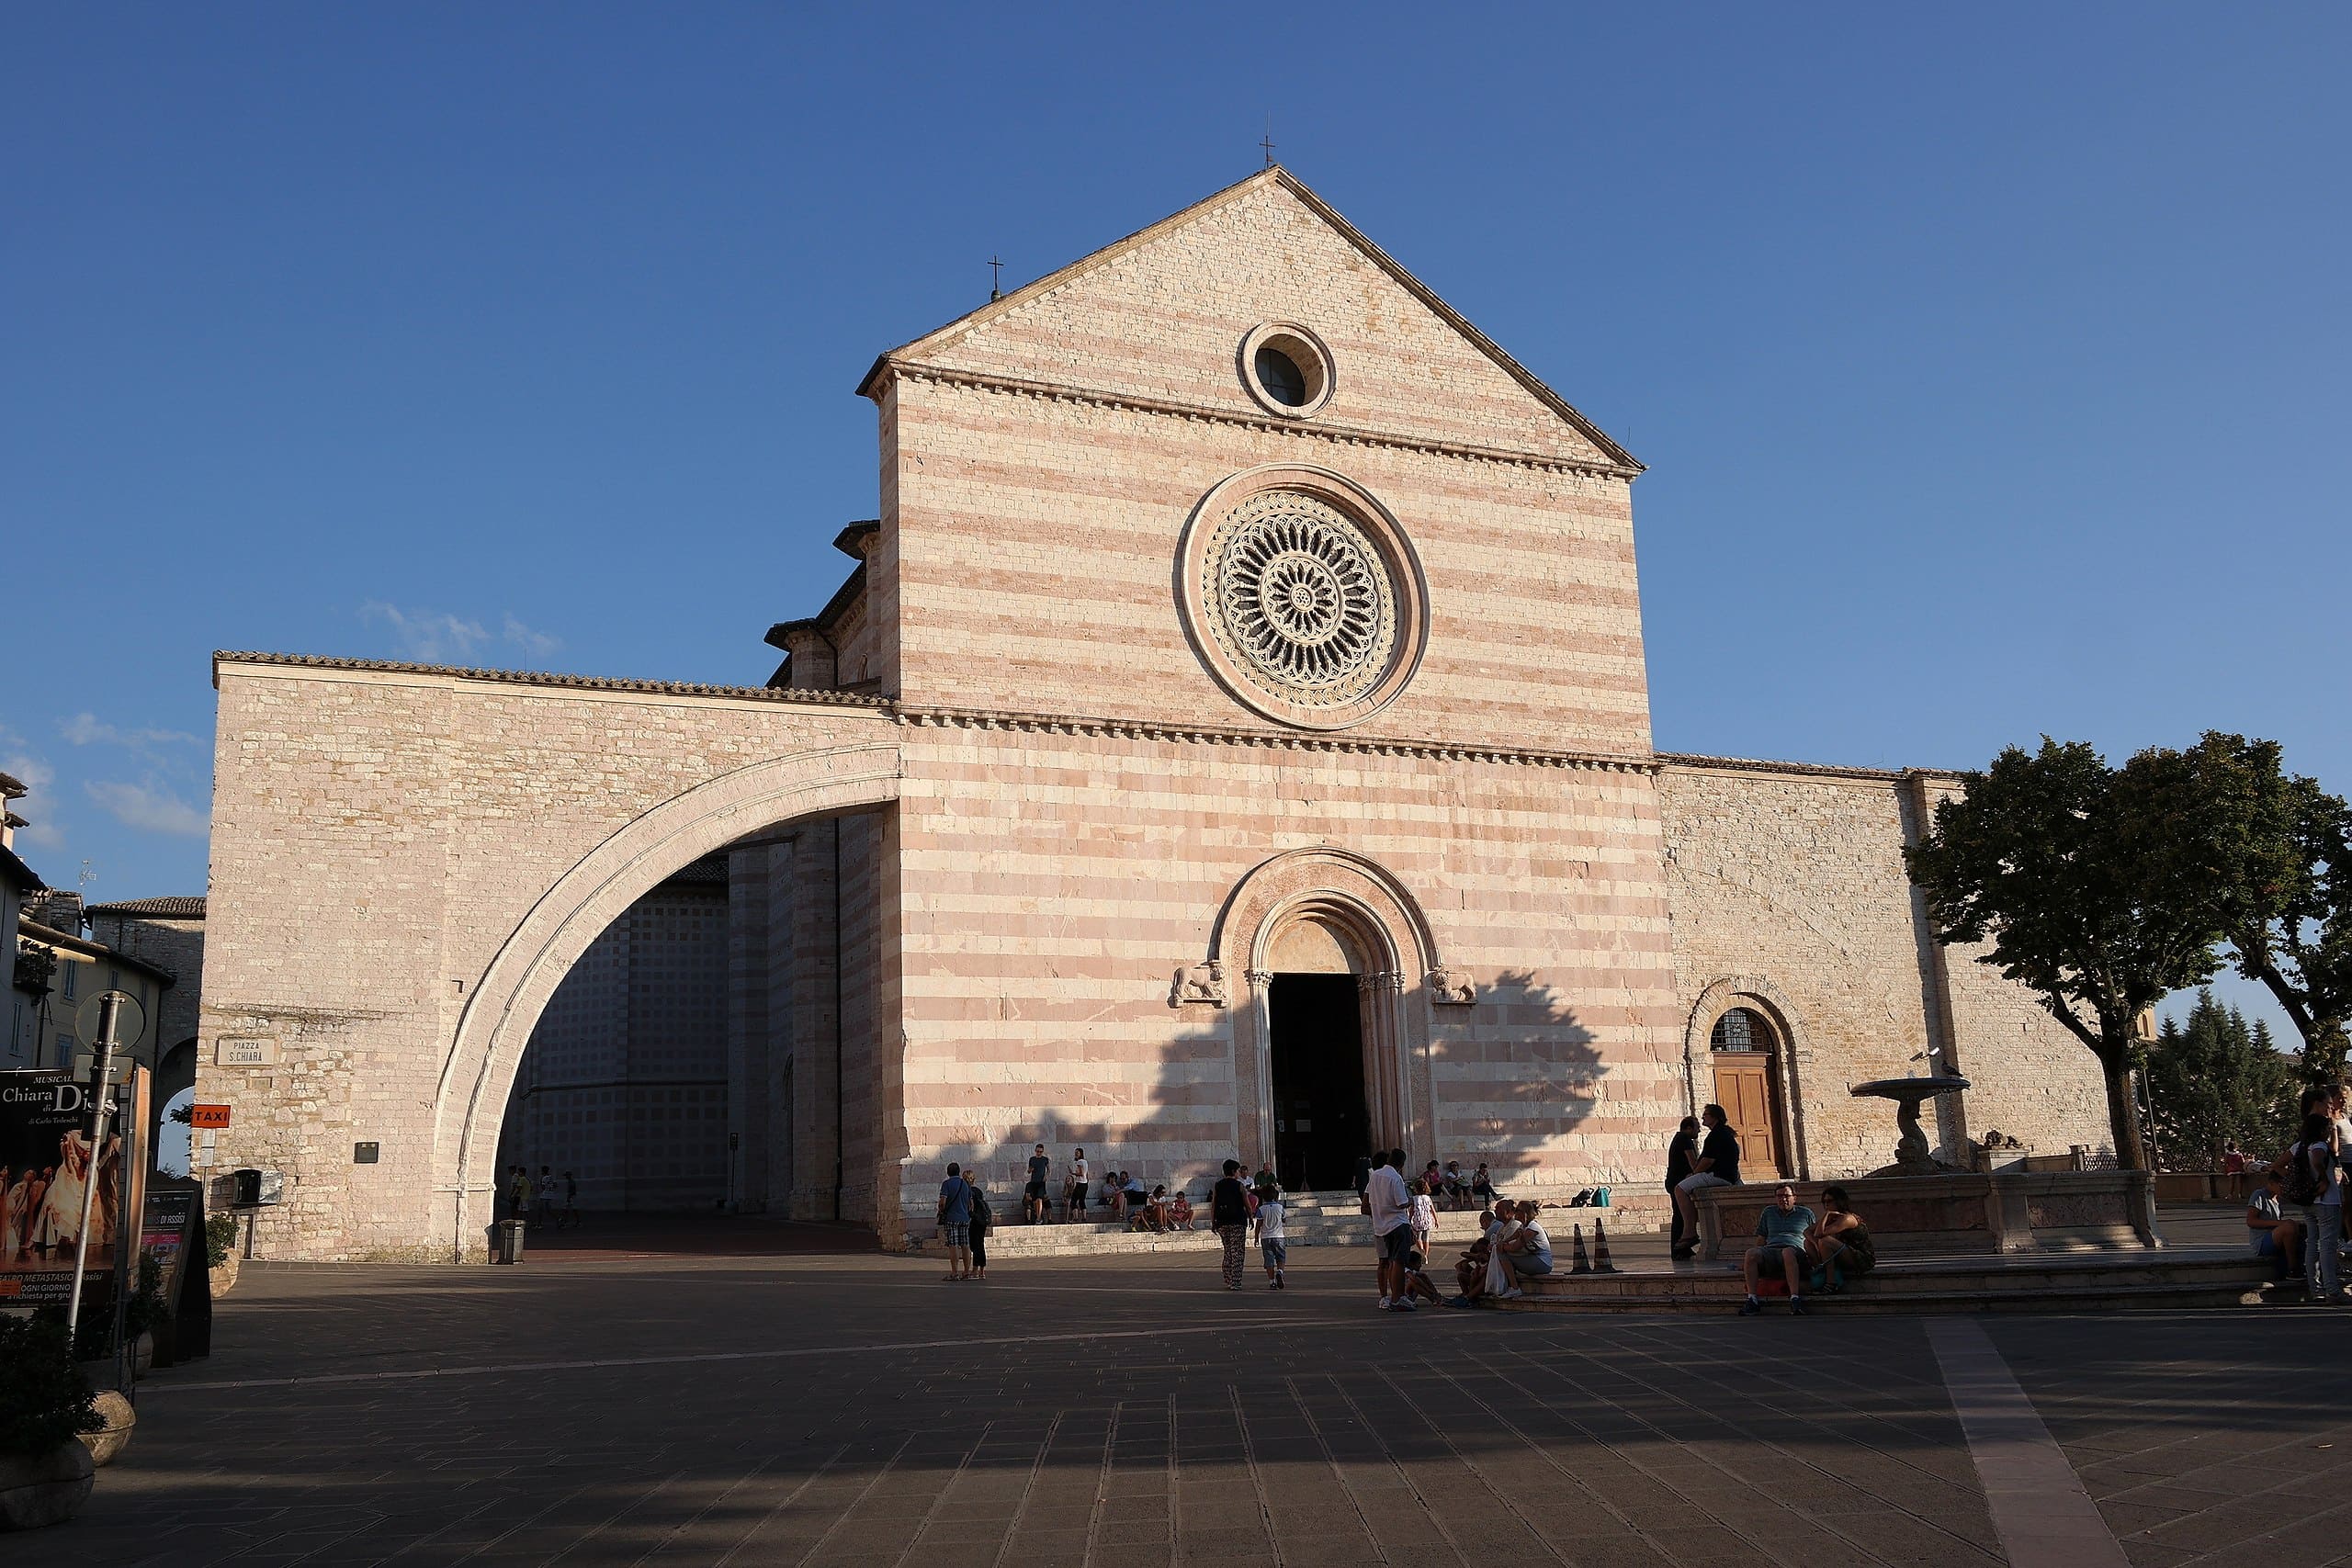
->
xmin=0 ymin=1070 xmax=123 ymax=1305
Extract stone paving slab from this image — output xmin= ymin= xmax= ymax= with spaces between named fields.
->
xmin=44 ymin=1243 xmax=2334 ymax=1566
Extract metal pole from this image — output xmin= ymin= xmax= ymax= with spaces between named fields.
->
xmin=64 ymin=993 xmax=120 ymax=1337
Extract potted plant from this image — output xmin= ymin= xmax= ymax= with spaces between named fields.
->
xmin=0 ymin=1316 xmax=100 ymax=1530
xmin=207 ymin=1212 xmax=241 ymax=1298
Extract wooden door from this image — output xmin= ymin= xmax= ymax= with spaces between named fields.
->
xmin=1711 ymin=1058 xmax=1781 ymax=1179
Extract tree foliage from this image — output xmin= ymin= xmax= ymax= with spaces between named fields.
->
xmin=2144 ymin=990 xmax=2298 ymax=1168
xmin=2177 ymin=733 xmax=2352 ymax=1086
xmin=1904 ymin=738 xmax=2225 ymax=1170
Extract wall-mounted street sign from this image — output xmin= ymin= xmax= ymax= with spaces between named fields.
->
xmin=189 ymin=1104 xmax=232 ymax=1130
xmin=214 ymin=1039 xmax=277 ymax=1066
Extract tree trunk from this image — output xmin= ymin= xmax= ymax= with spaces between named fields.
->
xmin=2102 ymin=1051 xmax=2149 ymax=1170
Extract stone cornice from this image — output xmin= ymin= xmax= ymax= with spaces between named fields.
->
xmin=894 ymin=702 xmax=1653 ymax=773
xmin=210 ymin=652 xmax=893 ymax=710
xmin=1657 ymin=750 xmax=1959 ymax=784
xmin=890 ymin=362 xmax=1642 ymax=482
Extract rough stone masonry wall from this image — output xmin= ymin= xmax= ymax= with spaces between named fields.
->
xmin=86 ymin=913 xmax=206 ymax=1055
xmin=888 ymin=723 xmax=1685 ymax=1228
xmin=1658 ymin=763 xmax=2110 ymax=1178
xmin=199 ymin=660 xmax=892 ymax=1259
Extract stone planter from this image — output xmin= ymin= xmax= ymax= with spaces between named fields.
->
xmin=209 ymin=1249 xmax=240 ymax=1299
xmin=77 ymin=1392 xmax=136 ymax=1468
xmin=0 ymin=1443 xmax=96 ymax=1531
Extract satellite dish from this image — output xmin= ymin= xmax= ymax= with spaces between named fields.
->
xmin=74 ymin=988 xmax=146 ymax=1051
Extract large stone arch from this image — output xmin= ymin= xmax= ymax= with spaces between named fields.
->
xmin=433 ymin=742 xmax=901 ymax=1257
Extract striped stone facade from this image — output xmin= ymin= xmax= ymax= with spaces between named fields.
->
xmin=195 ymin=168 xmax=2109 ymax=1260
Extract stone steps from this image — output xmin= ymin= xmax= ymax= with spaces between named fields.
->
xmin=1487 ymin=1251 xmax=2276 ymax=1314
xmin=972 ymin=1191 xmax=1671 ymax=1259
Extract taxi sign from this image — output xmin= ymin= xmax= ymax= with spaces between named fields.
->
xmin=188 ymin=1103 xmax=232 ymax=1130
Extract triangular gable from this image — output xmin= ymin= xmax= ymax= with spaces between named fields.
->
xmin=858 ymin=167 xmax=1638 ymax=473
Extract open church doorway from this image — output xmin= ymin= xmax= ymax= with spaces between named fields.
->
xmin=1267 ymin=974 xmax=1370 ymax=1191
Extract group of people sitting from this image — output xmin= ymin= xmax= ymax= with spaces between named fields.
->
xmin=1358 ymin=1156 xmax=1500 ymax=1213
xmin=1442 ymin=1199 xmax=1555 ymax=1307
xmin=1736 ymin=1182 xmax=1875 ymax=1314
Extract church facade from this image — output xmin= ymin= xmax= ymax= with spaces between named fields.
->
xmin=196 ymin=170 xmax=2109 ymax=1259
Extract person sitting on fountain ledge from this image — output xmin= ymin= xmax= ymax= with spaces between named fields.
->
xmin=2246 ymin=1168 xmax=2305 ymax=1283
xmin=1671 ymin=1104 xmax=1741 ymax=1258
xmin=1740 ymin=1183 xmax=1815 ymax=1315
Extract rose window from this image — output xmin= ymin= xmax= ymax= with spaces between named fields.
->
xmin=1204 ymin=491 xmax=1398 ymax=706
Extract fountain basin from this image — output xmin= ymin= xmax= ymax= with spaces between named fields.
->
xmin=1690 ymin=1169 xmax=2158 ymax=1261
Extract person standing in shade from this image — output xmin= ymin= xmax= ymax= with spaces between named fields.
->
xmin=1067 ymin=1147 xmax=1090 ymax=1223
xmin=1671 ymin=1105 xmax=1741 ymax=1259
xmin=1368 ymin=1147 xmax=1416 ymax=1311
xmin=967 ymin=1177 xmax=993 ymax=1280
xmin=560 ymin=1170 xmax=580 ymax=1229
xmin=1353 ymin=1153 xmax=1374 ymax=1214
xmin=937 ymin=1161 xmax=974 ymax=1281
xmin=506 ymin=1165 xmax=532 ymax=1224
xmin=1024 ymin=1143 xmax=1051 ymax=1224
xmin=1211 ymin=1159 xmax=1251 ymax=1290
xmin=1664 ymin=1115 xmax=1701 ymax=1253
xmin=537 ymin=1165 xmax=560 ymax=1224
xmin=1255 ymin=1181 xmax=1287 ymax=1289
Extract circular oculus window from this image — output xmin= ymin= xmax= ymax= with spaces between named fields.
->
xmin=1238 ymin=321 xmax=1335 ymax=419
xmin=1176 ymin=467 xmax=1428 ymax=730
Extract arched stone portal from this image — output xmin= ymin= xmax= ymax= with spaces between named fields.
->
xmin=1204 ymin=849 xmax=1453 ymax=1178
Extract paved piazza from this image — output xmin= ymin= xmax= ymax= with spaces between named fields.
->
xmin=66 ymin=1242 xmax=2346 ymax=1568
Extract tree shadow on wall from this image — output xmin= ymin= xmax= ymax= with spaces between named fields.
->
xmin=944 ymin=967 xmax=1610 ymax=1205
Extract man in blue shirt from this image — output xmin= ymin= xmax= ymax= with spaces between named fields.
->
xmin=937 ymin=1161 xmax=974 ymax=1281
xmin=1740 ymin=1183 xmax=1815 ymax=1315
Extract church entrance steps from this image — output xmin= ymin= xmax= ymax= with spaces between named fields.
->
xmin=970 ymin=1190 xmax=1670 ymax=1259
xmin=1487 ymin=1248 xmax=2274 ymax=1314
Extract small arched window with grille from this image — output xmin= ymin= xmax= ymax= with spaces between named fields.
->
xmin=1709 ymin=1006 xmax=1774 ymax=1054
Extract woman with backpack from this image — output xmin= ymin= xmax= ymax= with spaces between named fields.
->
xmin=2288 ymin=1111 xmax=2343 ymax=1304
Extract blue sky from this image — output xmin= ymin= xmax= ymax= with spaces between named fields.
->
xmin=6 ymin=6 xmax=2344 ymax=1033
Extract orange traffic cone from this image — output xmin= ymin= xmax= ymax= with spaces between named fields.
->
xmin=1568 ymin=1223 xmax=1593 ymax=1274
xmin=1591 ymin=1216 xmax=1619 ymax=1273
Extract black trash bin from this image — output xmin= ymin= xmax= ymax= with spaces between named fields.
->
xmin=493 ymin=1219 xmax=526 ymax=1265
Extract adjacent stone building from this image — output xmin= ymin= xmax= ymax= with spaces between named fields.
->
xmin=194 ymin=168 xmax=2109 ymax=1260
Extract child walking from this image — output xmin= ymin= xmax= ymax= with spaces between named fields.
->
xmin=1255 ymin=1182 xmax=1287 ymax=1290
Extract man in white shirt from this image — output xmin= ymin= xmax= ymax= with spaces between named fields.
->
xmin=1366 ymin=1147 xmax=1416 ymax=1312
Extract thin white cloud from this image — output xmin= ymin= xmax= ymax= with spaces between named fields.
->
xmin=85 ymin=779 xmax=209 ymax=839
xmin=362 ymin=602 xmax=492 ymax=662
xmin=502 ymin=615 xmax=562 ymax=660
xmin=60 ymin=713 xmax=198 ymax=748
xmin=361 ymin=604 xmax=561 ymax=665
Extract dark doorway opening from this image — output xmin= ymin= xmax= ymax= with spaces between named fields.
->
xmin=1268 ymin=973 xmax=1370 ymax=1191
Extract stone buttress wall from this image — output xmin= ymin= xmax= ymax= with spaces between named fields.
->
xmin=1658 ymin=762 xmax=2111 ymax=1178
xmin=1907 ymin=777 xmax=2114 ymax=1159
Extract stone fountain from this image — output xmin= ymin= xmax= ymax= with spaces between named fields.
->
xmin=1849 ymin=1075 xmax=1972 ymax=1177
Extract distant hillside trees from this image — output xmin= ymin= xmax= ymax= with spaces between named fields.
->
xmin=2144 ymin=989 xmax=2297 ymax=1168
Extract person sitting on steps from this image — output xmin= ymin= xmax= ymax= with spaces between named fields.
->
xmin=1805 ymin=1184 xmax=1872 ymax=1292
xmin=2246 ymin=1167 xmax=2305 ymax=1283
xmin=1740 ymin=1182 xmax=1814 ymax=1315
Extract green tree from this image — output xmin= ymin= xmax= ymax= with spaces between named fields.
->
xmin=1904 ymin=739 xmax=2225 ymax=1170
xmin=2143 ymin=990 xmax=2298 ymax=1167
xmin=2177 ymin=733 xmax=2352 ymax=1087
